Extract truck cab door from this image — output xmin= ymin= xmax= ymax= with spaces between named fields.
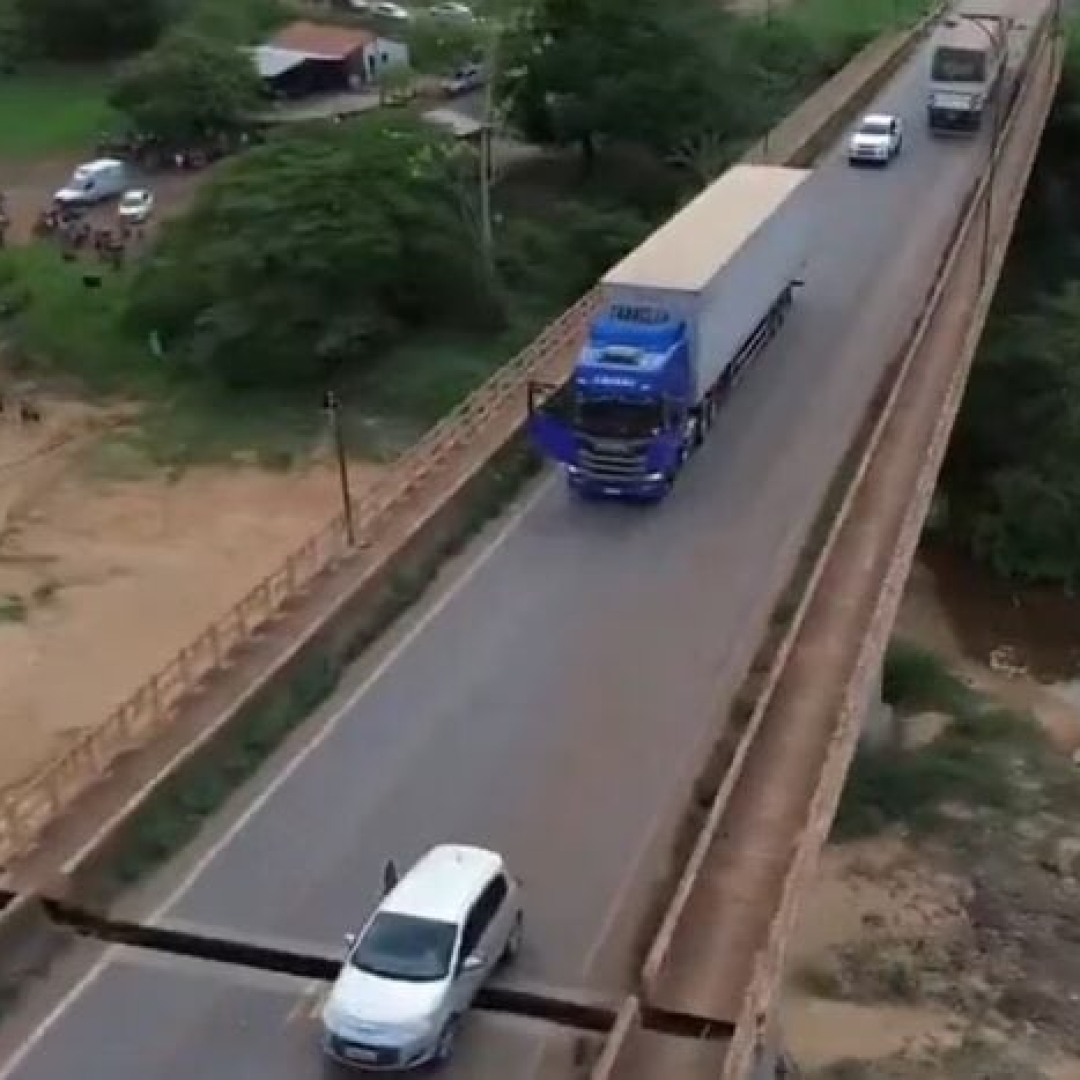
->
xmin=526 ymin=380 xmax=578 ymax=466
xmin=646 ymin=397 xmax=686 ymax=473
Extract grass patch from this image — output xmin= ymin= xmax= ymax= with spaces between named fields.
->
xmin=0 ymin=246 xmax=381 ymax=470
xmin=882 ymin=638 xmax=974 ymax=715
xmin=834 ymin=641 xmax=1048 ymax=839
xmin=93 ymin=442 xmax=539 ymax=895
xmin=0 ymin=593 xmax=27 ymax=622
xmin=353 ymin=315 xmax=548 ymax=427
xmin=790 ymin=0 xmax=931 ymax=42
xmin=0 ymin=70 xmax=113 ymax=159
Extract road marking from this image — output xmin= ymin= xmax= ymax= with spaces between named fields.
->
xmin=0 ymin=471 xmax=556 ymax=1080
xmin=285 ymin=980 xmax=325 ymax=1027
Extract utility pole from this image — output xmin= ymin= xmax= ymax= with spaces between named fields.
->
xmin=980 ymin=77 xmax=1005 ymax=286
xmin=323 ymin=389 xmax=356 ymax=547
xmin=477 ymin=12 xmax=503 ymax=278
xmin=958 ymin=15 xmax=1004 ymax=286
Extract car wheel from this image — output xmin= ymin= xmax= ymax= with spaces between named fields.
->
xmin=501 ymin=912 xmax=524 ymax=965
xmin=434 ymin=1017 xmax=459 ymax=1064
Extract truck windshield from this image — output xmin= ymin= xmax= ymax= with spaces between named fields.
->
xmin=931 ymin=46 xmax=986 ymax=82
xmin=577 ymin=398 xmax=662 ymax=438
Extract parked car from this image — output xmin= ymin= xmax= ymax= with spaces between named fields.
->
xmin=117 ymin=188 xmax=155 ymax=225
xmin=441 ymin=62 xmax=485 ymax=97
xmin=320 ymin=844 xmax=524 ymax=1070
xmin=430 ymin=1 xmax=474 ymax=19
xmin=373 ymin=1 xmax=410 ymax=19
xmin=847 ymin=112 xmax=904 ymax=166
xmin=53 ymin=159 xmax=128 ymax=207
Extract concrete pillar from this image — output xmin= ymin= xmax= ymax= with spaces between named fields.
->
xmin=857 ymin=664 xmax=895 ymax=753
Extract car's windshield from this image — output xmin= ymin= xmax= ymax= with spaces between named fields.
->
xmin=350 ymin=913 xmax=457 ymax=982
xmin=121 ymin=194 xmax=143 ymax=207
xmin=931 ymin=45 xmax=986 ymax=82
xmin=859 ymin=119 xmax=891 ymax=136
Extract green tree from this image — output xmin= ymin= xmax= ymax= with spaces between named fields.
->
xmin=109 ymin=31 xmax=264 ymax=145
xmin=377 ymin=63 xmax=415 ymax=106
xmin=406 ymin=13 xmax=482 ymax=72
xmin=938 ymin=24 xmax=1080 ymax=590
xmin=499 ymin=0 xmax=762 ymax=165
xmin=129 ymin=118 xmax=497 ymax=388
xmin=943 ymin=285 xmax=1080 ymax=587
xmin=16 ymin=0 xmax=168 ymax=61
xmin=0 ymin=0 xmax=24 ymax=71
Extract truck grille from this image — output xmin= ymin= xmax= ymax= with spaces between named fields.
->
xmin=577 ymin=437 xmax=650 ymax=479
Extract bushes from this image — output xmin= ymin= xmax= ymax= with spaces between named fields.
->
xmin=938 ymin=20 xmax=1080 ymax=590
xmin=129 ymin=117 xmax=498 ymax=389
xmin=1 ymin=0 xmax=930 ymax=443
xmin=834 ymin=641 xmax=1042 ymax=839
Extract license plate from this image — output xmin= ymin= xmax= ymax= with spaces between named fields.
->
xmin=345 ymin=1046 xmax=377 ymax=1063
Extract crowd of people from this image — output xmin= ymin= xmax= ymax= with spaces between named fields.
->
xmin=31 ymin=205 xmax=143 ymax=268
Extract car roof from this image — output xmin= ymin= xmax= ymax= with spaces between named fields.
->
xmin=861 ymin=113 xmax=896 ymax=125
xmin=379 ymin=844 xmax=505 ymax=924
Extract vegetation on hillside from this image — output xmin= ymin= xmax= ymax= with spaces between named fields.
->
xmin=0 ymin=0 xmax=928 ymax=461
xmin=939 ymin=23 xmax=1080 ymax=590
xmin=109 ymin=30 xmax=264 ymax=146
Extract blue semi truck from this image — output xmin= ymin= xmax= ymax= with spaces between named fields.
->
xmin=527 ymin=163 xmax=813 ymax=502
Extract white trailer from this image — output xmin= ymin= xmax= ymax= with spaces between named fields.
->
xmin=600 ymin=164 xmax=814 ymax=405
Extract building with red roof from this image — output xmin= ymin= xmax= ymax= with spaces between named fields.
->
xmin=250 ymin=19 xmax=409 ymax=99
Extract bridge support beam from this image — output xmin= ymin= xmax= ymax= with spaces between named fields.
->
xmin=857 ymin=664 xmax=894 ymax=752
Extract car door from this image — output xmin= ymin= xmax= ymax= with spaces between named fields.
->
xmin=451 ymin=900 xmax=491 ymax=1013
xmin=474 ymin=875 xmax=511 ymax=970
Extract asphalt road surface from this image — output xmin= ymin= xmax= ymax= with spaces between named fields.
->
xmin=0 ymin=33 xmax=998 ymax=1080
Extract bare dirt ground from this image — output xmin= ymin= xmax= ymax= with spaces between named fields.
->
xmin=780 ymin=561 xmax=1080 ymax=1079
xmin=0 ymin=144 xmax=384 ymax=801
xmin=0 ymin=401 xmax=374 ymax=793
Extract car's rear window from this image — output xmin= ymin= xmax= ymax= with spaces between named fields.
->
xmin=860 ymin=120 xmax=891 ymax=135
xmin=350 ymin=913 xmax=458 ymax=982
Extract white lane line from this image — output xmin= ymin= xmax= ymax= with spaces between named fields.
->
xmin=0 ymin=472 xmax=556 ymax=1080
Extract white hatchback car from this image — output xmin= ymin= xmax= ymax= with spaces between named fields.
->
xmin=848 ymin=112 xmax=903 ymax=166
xmin=117 ymin=188 xmax=154 ymax=224
xmin=321 ymin=844 xmax=523 ymax=1071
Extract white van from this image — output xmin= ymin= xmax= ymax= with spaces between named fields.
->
xmin=53 ymin=159 xmax=129 ymax=207
xmin=321 ymin=844 xmax=524 ymax=1070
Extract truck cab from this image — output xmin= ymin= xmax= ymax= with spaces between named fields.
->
xmin=926 ymin=14 xmax=1008 ymax=133
xmin=528 ymin=307 xmax=692 ymax=500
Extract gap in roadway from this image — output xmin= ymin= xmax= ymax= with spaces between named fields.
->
xmin=3 ymin=889 xmax=733 ymax=1043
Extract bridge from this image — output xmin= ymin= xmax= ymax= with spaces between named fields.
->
xmin=0 ymin=2 xmax=1066 ymax=1079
